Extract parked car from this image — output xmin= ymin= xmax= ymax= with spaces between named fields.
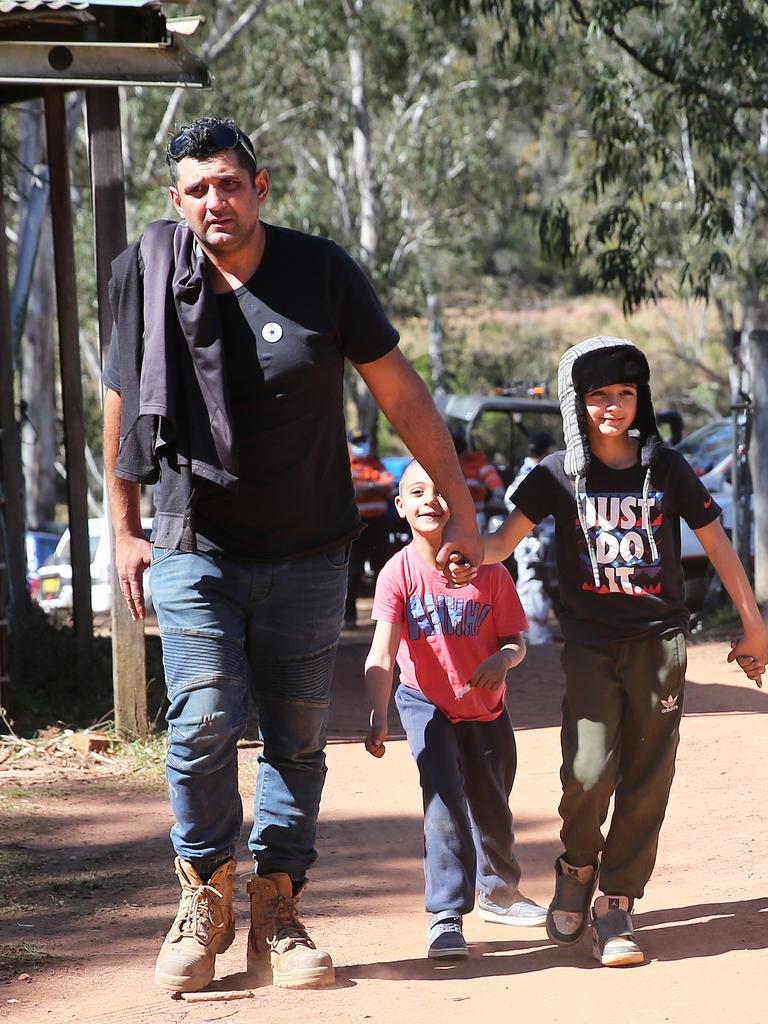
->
xmin=33 ymin=516 xmax=154 ymax=615
xmin=435 ymin=389 xmax=563 ymax=489
xmin=678 ymin=455 xmax=755 ymax=613
xmin=675 ymin=417 xmax=732 ymax=476
xmin=25 ymin=529 xmax=62 ymax=591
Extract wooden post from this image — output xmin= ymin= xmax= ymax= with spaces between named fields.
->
xmin=43 ymin=88 xmax=93 ymax=654
xmin=0 ymin=128 xmax=29 ymax=706
xmin=748 ymin=328 xmax=768 ymax=605
xmin=86 ymin=87 xmax=148 ymax=740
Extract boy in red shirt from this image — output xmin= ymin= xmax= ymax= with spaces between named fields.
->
xmin=364 ymin=460 xmax=545 ymax=959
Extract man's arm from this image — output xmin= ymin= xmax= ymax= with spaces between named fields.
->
xmin=694 ymin=519 xmax=768 ymax=687
xmin=363 ymin=618 xmax=402 ymax=757
xmin=104 ymin=388 xmax=151 ymax=621
xmin=354 ymin=348 xmax=480 ymax=569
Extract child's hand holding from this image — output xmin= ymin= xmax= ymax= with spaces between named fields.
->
xmin=727 ymin=630 xmax=768 ymax=688
xmin=365 ymin=709 xmax=388 ymax=757
xmin=445 ymin=551 xmax=478 ymax=587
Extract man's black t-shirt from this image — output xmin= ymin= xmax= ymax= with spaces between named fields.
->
xmin=104 ymin=221 xmax=399 ymax=559
xmin=510 ymin=448 xmax=722 ymax=644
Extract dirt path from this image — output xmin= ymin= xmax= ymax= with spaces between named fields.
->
xmin=2 ymin=630 xmax=767 ymax=1024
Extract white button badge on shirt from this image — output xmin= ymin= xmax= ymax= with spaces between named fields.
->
xmin=261 ymin=321 xmax=283 ymax=343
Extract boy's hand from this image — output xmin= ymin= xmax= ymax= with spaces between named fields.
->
xmin=446 ymin=551 xmax=478 ymax=587
xmin=365 ymin=709 xmax=388 ymax=757
xmin=727 ymin=635 xmax=767 ymax=688
xmin=469 ymin=652 xmax=510 ymax=692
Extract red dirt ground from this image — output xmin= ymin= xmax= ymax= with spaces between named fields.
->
xmin=1 ymin=626 xmax=766 ymax=1024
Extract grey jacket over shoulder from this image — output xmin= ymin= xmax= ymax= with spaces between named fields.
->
xmin=108 ymin=219 xmax=240 ymax=549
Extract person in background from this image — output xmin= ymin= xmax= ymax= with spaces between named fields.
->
xmin=345 ymin=433 xmax=396 ymax=627
xmin=453 ymin=432 xmax=505 ymax=530
xmin=504 ymin=431 xmax=558 ymax=645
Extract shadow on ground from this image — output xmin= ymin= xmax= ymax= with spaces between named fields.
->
xmin=342 ymin=896 xmax=768 ymax=982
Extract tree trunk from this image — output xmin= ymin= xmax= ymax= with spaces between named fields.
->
xmin=745 ymin=303 xmax=768 ymax=604
xmin=21 ymin=213 xmax=57 ymax=529
xmin=347 ymin=3 xmax=379 ymax=269
xmin=417 ymin=254 xmax=446 ymax=393
xmin=15 ymin=102 xmax=57 ymax=529
xmin=345 ymin=0 xmax=382 ymax=450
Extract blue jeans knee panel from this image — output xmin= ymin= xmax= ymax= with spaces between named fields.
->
xmin=162 ymin=627 xmax=249 ymax=773
xmin=251 ymin=641 xmax=338 ymax=705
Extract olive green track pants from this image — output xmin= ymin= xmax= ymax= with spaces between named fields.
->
xmin=558 ymin=631 xmax=687 ymax=900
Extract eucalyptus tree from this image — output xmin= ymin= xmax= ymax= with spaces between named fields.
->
xmin=428 ymin=0 xmax=768 ymax=597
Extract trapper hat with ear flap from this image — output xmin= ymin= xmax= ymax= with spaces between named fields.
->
xmin=557 ymin=335 xmax=661 ymax=479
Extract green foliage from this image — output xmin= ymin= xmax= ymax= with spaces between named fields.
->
xmin=430 ymin=0 xmax=768 ymax=315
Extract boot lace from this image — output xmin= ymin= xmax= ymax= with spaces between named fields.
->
xmin=174 ymin=882 xmax=226 ymax=944
xmin=269 ymin=893 xmax=316 ymax=953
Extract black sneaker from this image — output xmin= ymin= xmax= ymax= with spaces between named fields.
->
xmin=545 ymin=856 xmax=598 ymax=945
xmin=427 ymin=912 xmax=468 ymax=959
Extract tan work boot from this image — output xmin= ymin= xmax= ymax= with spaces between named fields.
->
xmin=154 ymin=857 xmax=236 ymax=992
xmin=246 ymin=872 xmax=335 ymax=989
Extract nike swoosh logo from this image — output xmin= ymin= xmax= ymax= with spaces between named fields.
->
xmin=704 ymin=497 xmax=713 ymax=508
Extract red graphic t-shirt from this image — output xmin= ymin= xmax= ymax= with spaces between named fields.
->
xmin=373 ymin=543 xmax=527 ymax=723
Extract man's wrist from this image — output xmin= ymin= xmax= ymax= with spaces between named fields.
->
xmin=113 ymin=523 xmax=146 ymax=542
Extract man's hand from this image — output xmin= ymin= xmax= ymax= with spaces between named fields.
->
xmin=468 ymin=652 xmax=510 ymax=692
xmin=436 ymin=514 xmax=482 ymax=581
xmin=364 ymin=709 xmax=388 ymax=758
xmin=728 ymin=634 xmax=767 ymax=688
xmin=115 ymin=533 xmax=151 ymax=621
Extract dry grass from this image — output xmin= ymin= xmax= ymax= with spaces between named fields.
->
xmin=397 ymin=293 xmax=728 ymax=421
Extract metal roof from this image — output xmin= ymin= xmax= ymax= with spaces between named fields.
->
xmin=0 ymin=2 xmax=158 ymax=11
xmin=435 ymin=393 xmax=560 ymax=423
xmin=0 ymin=1 xmax=209 ymax=96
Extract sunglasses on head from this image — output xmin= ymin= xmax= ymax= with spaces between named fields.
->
xmin=167 ymin=122 xmax=257 ymax=168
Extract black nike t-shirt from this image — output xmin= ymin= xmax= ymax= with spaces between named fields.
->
xmin=509 ymin=447 xmax=722 ymax=644
xmin=104 ymin=221 xmax=399 ymax=559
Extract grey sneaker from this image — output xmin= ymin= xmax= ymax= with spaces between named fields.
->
xmin=546 ymin=856 xmax=598 ymax=945
xmin=427 ymin=911 xmax=468 ymax=959
xmin=591 ymin=895 xmax=644 ymax=967
xmin=478 ymin=890 xmax=547 ymax=927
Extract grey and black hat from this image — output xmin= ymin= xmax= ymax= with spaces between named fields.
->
xmin=556 ymin=336 xmax=662 ymax=587
xmin=557 ymin=335 xmax=661 ymax=479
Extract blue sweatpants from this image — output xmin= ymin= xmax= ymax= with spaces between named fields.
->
xmin=395 ymin=683 xmax=522 ymax=915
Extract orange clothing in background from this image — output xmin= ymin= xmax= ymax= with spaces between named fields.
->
xmin=459 ymin=449 xmax=504 ymax=513
xmin=350 ymin=453 xmax=395 ymax=519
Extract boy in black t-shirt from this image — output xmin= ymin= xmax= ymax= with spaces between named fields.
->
xmin=450 ymin=335 xmax=767 ymax=967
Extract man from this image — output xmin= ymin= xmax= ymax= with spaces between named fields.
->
xmin=103 ymin=116 xmax=480 ymax=995
xmin=345 ymin=433 xmax=395 ymax=626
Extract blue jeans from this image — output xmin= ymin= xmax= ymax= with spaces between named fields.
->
xmin=395 ymin=684 xmax=522 ymax=915
xmin=149 ymin=545 xmax=348 ymax=878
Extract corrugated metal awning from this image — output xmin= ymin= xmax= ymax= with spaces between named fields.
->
xmin=0 ymin=2 xmax=157 ymax=12
xmin=0 ymin=1 xmax=209 ymax=95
